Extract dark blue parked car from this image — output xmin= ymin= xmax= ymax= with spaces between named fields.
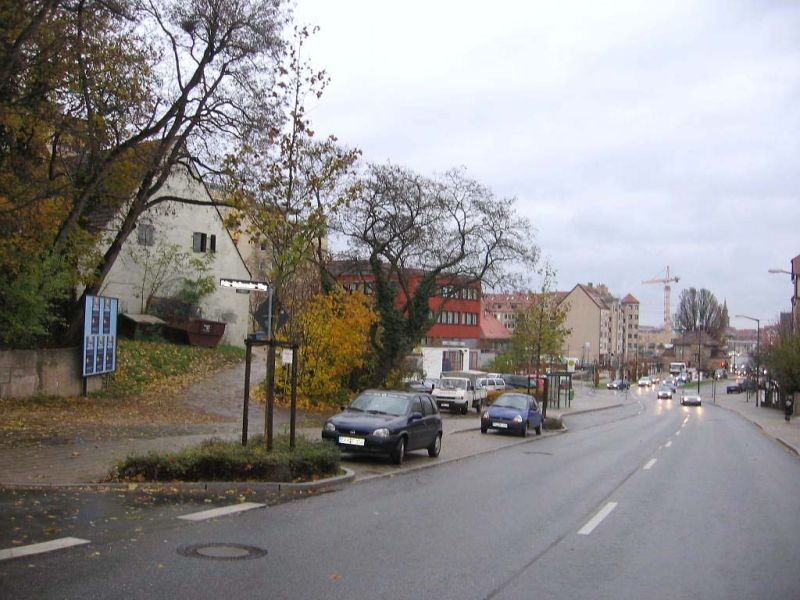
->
xmin=322 ymin=390 xmax=443 ymax=465
xmin=481 ymin=392 xmax=543 ymax=437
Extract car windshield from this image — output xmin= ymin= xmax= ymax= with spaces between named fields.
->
xmin=492 ymin=394 xmax=529 ymax=411
xmin=438 ymin=378 xmax=467 ymax=390
xmin=349 ymin=392 xmax=409 ymax=416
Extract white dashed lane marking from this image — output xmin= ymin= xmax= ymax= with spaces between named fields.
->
xmin=665 ymin=441 xmax=672 ymax=447
xmin=0 ymin=537 xmax=90 ymax=562
xmin=178 ymin=502 xmax=265 ymax=521
xmin=644 ymin=459 xmax=657 ymax=470
xmin=578 ymin=502 xmax=618 ymax=535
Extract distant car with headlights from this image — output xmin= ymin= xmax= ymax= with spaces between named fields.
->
xmin=607 ymin=379 xmax=630 ymax=390
xmin=481 ymin=392 xmax=543 ymax=437
xmin=680 ymin=394 xmax=702 ymax=406
xmin=657 ymin=385 xmax=673 ymax=400
xmin=322 ymin=390 xmax=442 ymax=465
xmin=637 ymin=377 xmax=653 ymax=387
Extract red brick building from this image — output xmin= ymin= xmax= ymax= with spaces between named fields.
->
xmin=331 ymin=261 xmax=483 ymax=347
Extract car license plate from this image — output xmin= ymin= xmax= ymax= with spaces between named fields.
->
xmin=440 ymin=403 xmax=450 ymax=408
xmin=492 ymin=422 xmax=507 ymax=428
xmin=339 ymin=436 xmax=365 ymax=446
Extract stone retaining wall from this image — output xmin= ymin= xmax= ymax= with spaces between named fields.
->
xmin=0 ymin=348 xmax=102 ymax=400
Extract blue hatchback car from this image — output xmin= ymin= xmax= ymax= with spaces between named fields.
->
xmin=322 ymin=390 xmax=443 ymax=465
xmin=481 ymin=392 xmax=543 ymax=437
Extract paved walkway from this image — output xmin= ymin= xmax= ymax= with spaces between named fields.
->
xmin=0 ymin=374 xmax=796 ymax=487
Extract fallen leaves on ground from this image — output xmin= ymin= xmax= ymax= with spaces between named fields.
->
xmin=0 ymin=340 xmax=243 ymax=448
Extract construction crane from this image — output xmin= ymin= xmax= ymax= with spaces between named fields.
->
xmin=642 ymin=266 xmax=680 ymax=334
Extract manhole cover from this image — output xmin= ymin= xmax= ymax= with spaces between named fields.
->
xmin=178 ymin=543 xmax=267 ymax=561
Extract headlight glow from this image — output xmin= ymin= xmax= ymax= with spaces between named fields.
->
xmin=482 ymin=411 xmax=491 ymax=420
xmin=373 ymin=428 xmax=390 ymax=438
xmin=324 ymin=422 xmax=336 ymax=432
xmin=512 ymin=415 xmax=523 ymax=423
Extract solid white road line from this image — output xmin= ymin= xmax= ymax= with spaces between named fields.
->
xmin=178 ymin=502 xmax=265 ymax=521
xmin=665 ymin=441 xmax=673 ymax=448
xmin=0 ymin=537 xmax=90 ymax=562
xmin=578 ymin=502 xmax=618 ymax=535
xmin=644 ymin=459 xmax=657 ymax=470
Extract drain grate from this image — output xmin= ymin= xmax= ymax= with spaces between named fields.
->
xmin=178 ymin=543 xmax=267 ymax=561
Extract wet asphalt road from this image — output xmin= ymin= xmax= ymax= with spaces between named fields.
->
xmin=2 ymin=393 xmax=799 ymax=599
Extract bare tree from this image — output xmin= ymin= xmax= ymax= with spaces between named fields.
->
xmin=333 ymin=163 xmax=538 ymax=385
xmin=673 ymin=287 xmax=727 ymax=339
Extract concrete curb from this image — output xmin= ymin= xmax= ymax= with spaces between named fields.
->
xmin=0 ymin=468 xmax=356 ymax=495
xmin=708 ymin=402 xmax=800 ymax=458
xmin=351 ymin=427 xmax=569 ymax=485
xmin=557 ymin=403 xmax=626 ymax=418
xmin=775 ymin=437 xmax=800 ymax=457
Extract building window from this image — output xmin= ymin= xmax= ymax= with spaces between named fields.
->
xmin=137 ymin=221 xmax=154 ymax=246
xmin=193 ymin=232 xmax=207 ymax=252
xmin=193 ymin=232 xmax=216 ymax=253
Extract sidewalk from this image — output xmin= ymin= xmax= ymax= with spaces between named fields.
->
xmin=0 ymin=381 xmax=795 ymax=488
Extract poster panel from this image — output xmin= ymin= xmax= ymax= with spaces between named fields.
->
xmin=82 ymin=295 xmax=118 ymax=377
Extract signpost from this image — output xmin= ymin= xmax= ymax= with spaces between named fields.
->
xmin=219 ymin=278 xmax=270 ymax=292
xmin=220 ymin=278 xmax=272 ymax=340
xmin=220 ymin=278 xmax=298 ymax=449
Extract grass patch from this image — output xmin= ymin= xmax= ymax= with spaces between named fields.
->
xmin=108 ymin=435 xmax=341 ymax=483
xmin=105 ymin=339 xmax=245 ymax=397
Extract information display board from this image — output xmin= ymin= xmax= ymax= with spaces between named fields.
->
xmin=82 ymin=295 xmax=118 ymax=377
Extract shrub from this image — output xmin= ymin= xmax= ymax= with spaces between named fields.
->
xmin=109 ymin=434 xmax=341 ymax=483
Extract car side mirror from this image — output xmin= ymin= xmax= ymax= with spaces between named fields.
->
xmin=409 ymin=412 xmax=423 ymax=421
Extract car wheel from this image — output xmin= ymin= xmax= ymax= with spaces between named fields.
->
xmin=460 ymin=403 xmax=468 ymax=415
xmin=535 ymin=424 xmax=542 ymax=435
xmin=428 ymin=433 xmax=442 ymax=457
xmin=520 ymin=423 xmax=528 ymax=437
xmin=391 ymin=437 xmax=406 ymax=465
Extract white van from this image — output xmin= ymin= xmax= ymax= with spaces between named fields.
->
xmin=432 ymin=376 xmax=487 ymax=414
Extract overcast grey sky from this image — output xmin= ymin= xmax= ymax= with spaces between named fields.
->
xmin=294 ymin=0 xmax=799 ymax=329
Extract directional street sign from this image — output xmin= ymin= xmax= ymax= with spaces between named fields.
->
xmin=219 ymin=278 xmax=270 ymax=292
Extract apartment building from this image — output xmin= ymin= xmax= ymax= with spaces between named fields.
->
xmin=482 ymin=292 xmax=533 ymax=331
xmin=558 ymin=283 xmax=639 ymax=366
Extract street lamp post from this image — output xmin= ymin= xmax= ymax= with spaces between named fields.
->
xmin=735 ymin=314 xmax=760 ymax=407
xmin=768 ymin=267 xmax=797 ymax=334
xmin=697 ymin=330 xmax=702 ymax=394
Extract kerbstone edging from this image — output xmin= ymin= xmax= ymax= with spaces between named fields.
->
xmin=0 ymin=467 xmax=356 ymax=495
